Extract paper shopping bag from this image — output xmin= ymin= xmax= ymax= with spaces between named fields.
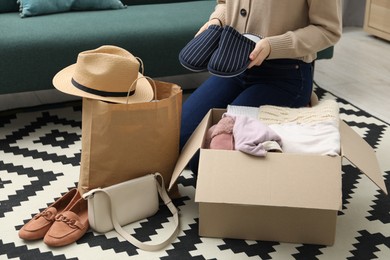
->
xmin=78 ymin=80 xmax=182 ymax=195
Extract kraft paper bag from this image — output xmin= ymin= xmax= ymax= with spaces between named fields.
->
xmin=78 ymin=80 xmax=182 ymax=196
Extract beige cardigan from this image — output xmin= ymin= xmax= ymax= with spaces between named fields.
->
xmin=209 ymin=0 xmax=342 ymax=63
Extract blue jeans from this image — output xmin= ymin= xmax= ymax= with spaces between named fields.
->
xmin=180 ymin=59 xmax=313 ymax=173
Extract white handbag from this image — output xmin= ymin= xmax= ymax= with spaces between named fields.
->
xmin=82 ymin=173 xmax=179 ymax=251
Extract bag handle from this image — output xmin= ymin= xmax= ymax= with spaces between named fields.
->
xmin=86 ymin=173 xmax=180 ymax=251
xmin=126 ymin=76 xmax=158 ymax=104
xmin=135 ymin=57 xmax=144 ymax=75
xmin=127 ymin=57 xmax=157 ymax=104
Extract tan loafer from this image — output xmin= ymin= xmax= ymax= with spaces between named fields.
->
xmin=43 ymin=197 xmax=89 ymax=247
xmin=19 ymin=188 xmax=80 ymax=240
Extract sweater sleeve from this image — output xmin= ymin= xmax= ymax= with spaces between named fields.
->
xmin=209 ymin=0 xmax=226 ymax=26
xmin=267 ymin=0 xmax=342 ymax=61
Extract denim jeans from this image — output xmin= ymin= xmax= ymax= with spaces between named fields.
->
xmin=180 ymin=59 xmax=313 ymax=173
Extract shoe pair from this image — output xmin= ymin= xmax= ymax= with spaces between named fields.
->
xmin=179 ymin=25 xmax=256 ymax=77
xmin=19 ymin=188 xmax=89 ymax=247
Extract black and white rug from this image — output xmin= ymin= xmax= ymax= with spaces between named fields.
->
xmin=1 ymin=88 xmax=389 ymax=260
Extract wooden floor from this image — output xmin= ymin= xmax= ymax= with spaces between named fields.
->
xmin=314 ymin=27 xmax=390 ymax=123
xmin=1 ymin=27 xmax=389 ymax=123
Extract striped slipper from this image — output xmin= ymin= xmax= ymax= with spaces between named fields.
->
xmin=179 ymin=24 xmax=223 ymax=72
xmin=208 ymin=26 xmax=256 ymax=77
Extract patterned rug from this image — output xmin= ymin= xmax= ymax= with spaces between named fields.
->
xmin=1 ymin=87 xmax=389 ymax=260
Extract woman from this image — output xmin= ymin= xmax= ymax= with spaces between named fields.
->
xmin=180 ymin=0 xmax=342 ymax=172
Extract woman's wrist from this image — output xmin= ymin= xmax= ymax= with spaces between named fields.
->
xmin=209 ymin=18 xmax=222 ymax=27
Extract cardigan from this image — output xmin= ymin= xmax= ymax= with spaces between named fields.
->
xmin=209 ymin=0 xmax=342 ymax=63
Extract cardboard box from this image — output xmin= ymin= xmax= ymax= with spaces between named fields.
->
xmin=169 ymin=109 xmax=388 ymax=246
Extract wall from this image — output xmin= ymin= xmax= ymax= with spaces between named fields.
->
xmin=343 ymin=0 xmax=366 ymax=27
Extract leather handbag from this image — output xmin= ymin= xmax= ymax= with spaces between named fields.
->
xmin=82 ymin=173 xmax=180 ymax=251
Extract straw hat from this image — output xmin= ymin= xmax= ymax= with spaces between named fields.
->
xmin=53 ymin=45 xmax=154 ymax=104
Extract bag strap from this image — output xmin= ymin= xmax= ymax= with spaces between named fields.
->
xmin=135 ymin=57 xmax=144 ymax=75
xmin=89 ymin=173 xmax=180 ymax=251
xmin=127 ymin=76 xmax=158 ymax=104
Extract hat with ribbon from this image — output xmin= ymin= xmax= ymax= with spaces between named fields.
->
xmin=53 ymin=45 xmax=154 ymax=104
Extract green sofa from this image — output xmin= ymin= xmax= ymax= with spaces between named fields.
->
xmin=0 ymin=0 xmax=215 ymax=95
xmin=0 ymin=0 xmax=334 ymax=96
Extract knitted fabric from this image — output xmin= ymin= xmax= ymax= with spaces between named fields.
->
xmin=258 ymin=99 xmax=339 ymax=126
xmin=210 ymin=116 xmax=235 ymax=138
xmin=209 ymin=116 xmax=235 ymax=150
xmin=205 ymin=116 xmax=235 ymax=150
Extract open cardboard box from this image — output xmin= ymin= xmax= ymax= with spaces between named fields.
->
xmin=169 ymin=108 xmax=388 ymax=246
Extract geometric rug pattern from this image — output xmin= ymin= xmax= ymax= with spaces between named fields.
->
xmin=1 ymin=88 xmax=389 ymax=259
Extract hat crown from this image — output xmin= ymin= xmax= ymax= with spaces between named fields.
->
xmin=73 ymin=45 xmax=139 ymax=94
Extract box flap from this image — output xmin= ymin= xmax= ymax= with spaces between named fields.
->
xmin=195 ymin=149 xmax=343 ymax=211
xmin=340 ymin=120 xmax=388 ymax=194
xmin=168 ymin=110 xmax=213 ymax=190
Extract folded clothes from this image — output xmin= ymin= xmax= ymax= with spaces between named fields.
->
xmin=258 ymin=99 xmax=340 ymax=126
xmin=227 ymin=104 xmax=259 ymax=119
xmin=208 ymin=100 xmax=341 ymax=156
xmin=269 ymin=122 xmax=340 ymax=156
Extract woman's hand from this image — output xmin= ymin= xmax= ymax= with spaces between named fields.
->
xmin=248 ymin=39 xmax=271 ymax=68
xmin=195 ymin=19 xmax=222 ymax=37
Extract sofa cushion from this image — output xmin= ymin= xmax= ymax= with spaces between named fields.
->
xmin=0 ymin=0 xmax=19 ymax=13
xmin=19 ymin=0 xmax=125 ymax=18
xmin=72 ymin=0 xmax=125 ymax=11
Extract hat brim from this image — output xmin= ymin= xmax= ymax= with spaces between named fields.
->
xmin=52 ymin=64 xmax=154 ymax=104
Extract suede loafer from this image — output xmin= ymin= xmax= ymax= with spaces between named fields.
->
xmin=208 ymin=26 xmax=256 ymax=77
xmin=179 ymin=24 xmax=223 ymax=72
xmin=19 ymin=188 xmax=80 ymax=241
xmin=43 ymin=197 xmax=89 ymax=247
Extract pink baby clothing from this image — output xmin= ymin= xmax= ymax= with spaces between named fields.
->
xmin=207 ymin=116 xmax=235 ymax=150
xmin=230 ymin=114 xmax=282 ymax=156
